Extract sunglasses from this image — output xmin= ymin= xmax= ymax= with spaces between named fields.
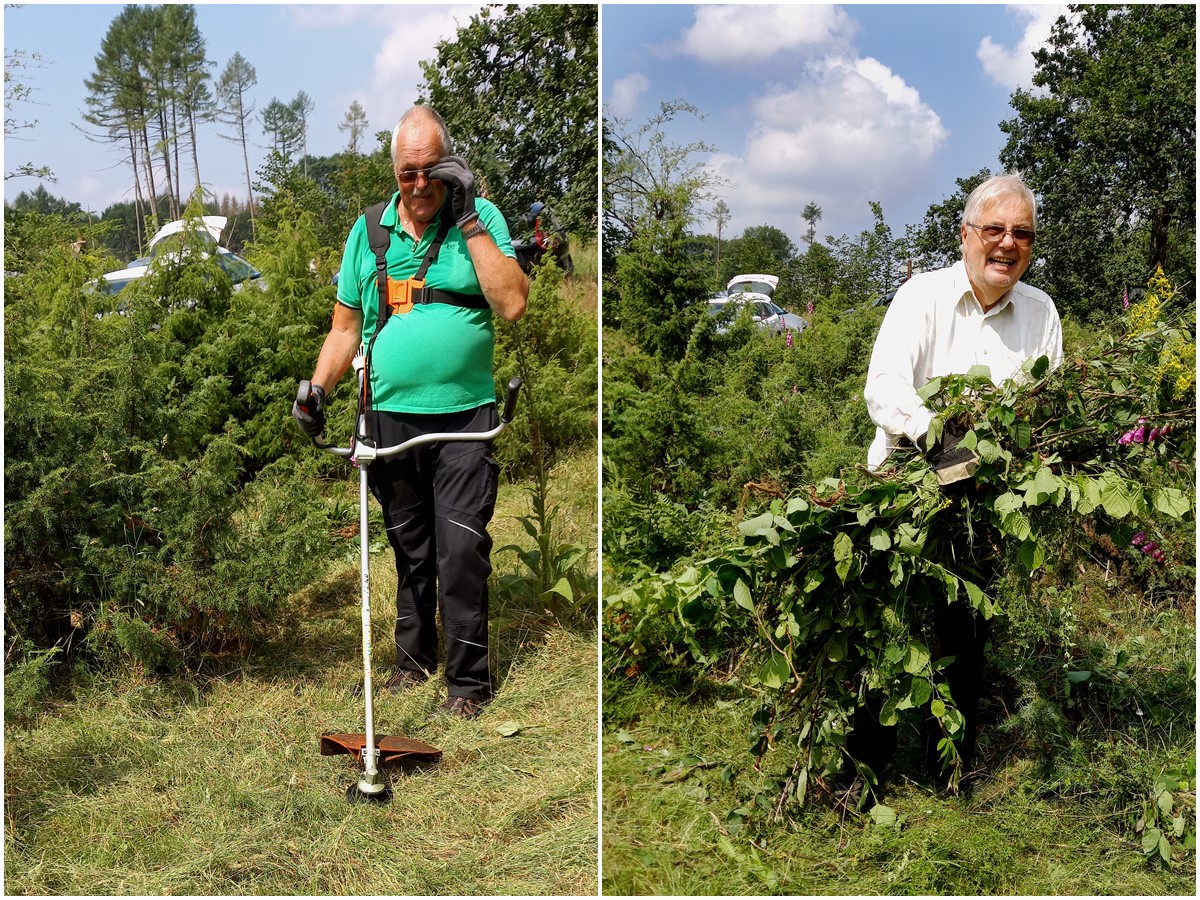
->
xmin=965 ymin=222 xmax=1036 ymax=247
xmin=396 ymin=167 xmax=438 ymax=185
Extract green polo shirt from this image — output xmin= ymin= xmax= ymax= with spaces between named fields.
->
xmin=336 ymin=192 xmax=515 ymax=414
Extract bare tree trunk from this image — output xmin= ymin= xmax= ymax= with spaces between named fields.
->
xmin=157 ymin=109 xmax=179 ymax=220
xmin=188 ymin=108 xmax=202 ymax=199
xmin=139 ymin=122 xmax=159 ymax=234
xmin=238 ymin=116 xmax=255 ymax=238
xmin=126 ymin=128 xmax=146 ymax=257
xmin=170 ymin=98 xmax=183 ymax=214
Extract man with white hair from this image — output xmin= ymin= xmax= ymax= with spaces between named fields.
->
xmin=846 ymin=172 xmax=1063 ymax=798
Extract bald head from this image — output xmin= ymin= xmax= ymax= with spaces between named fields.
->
xmin=390 ymin=105 xmax=452 ymax=165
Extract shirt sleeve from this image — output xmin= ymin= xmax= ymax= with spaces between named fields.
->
xmin=336 ymin=215 xmax=368 ymax=310
xmin=1044 ymin=306 xmax=1064 ymax=371
xmin=479 ymin=200 xmax=516 ymax=259
xmin=863 ymin=287 xmax=936 ymax=445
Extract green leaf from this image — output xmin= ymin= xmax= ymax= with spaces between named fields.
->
xmin=908 ymin=678 xmax=932 ymax=707
xmin=785 ymin=496 xmax=809 ymax=515
xmin=868 ymin=527 xmax=892 ymax=551
xmin=825 ymin=634 xmax=847 ymax=663
xmin=1153 ymin=487 xmax=1191 ymax=519
xmin=917 ymin=377 xmax=943 ymax=402
xmin=963 ymin=579 xmax=996 ymax=618
xmin=1142 ymin=826 xmax=1163 ymax=855
xmin=545 ymin=577 xmax=574 ymax=602
xmin=1156 ymin=790 xmax=1174 ymax=818
xmin=1023 ymin=466 xmax=1064 ymax=507
xmin=724 ymin=808 xmax=749 ymax=836
xmin=615 ymin=729 xmax=635 ymax=744
xmin=1017 ymin=538 xmax=1045 ymax=573
xmin=758 ymin=652 xmax=791 ymax=689
xmin=494 ymin=720 xmax=522 ymax=737
xmin=733 ymin=579 xmax=754 ymax=611
xmin=868 ymin=804 xmax=897 ymax=827
xmin=1158 ymin=834 xmax=1172 ymax=863
xmin=895 ymin=522 xmax=925 ymax=555
xmin=930 ymin=699 xmax=946 ymax=719
xmin=879 ymin=696 xmax=899 ymax=727
xmin=975 ymin=438 xmax=1007 ymax=464
xmin=1098 ymin=472 xmax=1139 ymax=519
xmin=738 ymin=512 xmax=776 ymax=538
xmin=803 ymin=569 xmax=824 ymax=593
xmin=834 ymin=531 xmax=854 ymax=583
xmin=903 ymin=641 xmax=931 ymax=675
xmin=1014 ymin=421 xmax=1032 ymax=449
xmin=833 ymin=531 xmax=853 ymax=561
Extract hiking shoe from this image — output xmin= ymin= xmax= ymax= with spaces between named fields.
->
xmin=830 ymin=775 xmax=866 ymax=814
xmin=427 ymin=696 xmax=486 ymax=720
xmin=382 ymin=668 xmax=427 ymax=695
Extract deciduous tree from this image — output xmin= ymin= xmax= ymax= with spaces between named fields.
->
xmin=1000 ymin=4 xmax=1196 ymax=321
xmin=420 ymin=3 xmax=597 ymax=235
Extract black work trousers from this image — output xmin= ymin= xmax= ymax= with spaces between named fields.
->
xmin=847 ymin=599 xmax=989 ymax=781
xmin=366 ymin=403 xmax=500 ymax=701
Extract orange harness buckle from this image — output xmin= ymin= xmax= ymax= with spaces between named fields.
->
xmin=387 ymin=277 xmax=424 ymax=315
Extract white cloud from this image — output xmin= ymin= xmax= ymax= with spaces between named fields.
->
xmin=977 ymin=5 xmax=1071 ymax=89
xmin=287 ymin=4 xmax=390 ymax=28
xmin=607 ymin=72 xmax=650 ymax=119
xmin=365 ymin=5 xmax=476 ymax=134
xmin=677 ymin=4 xmax=857 ymax=64
xmin=711 ymin=55 xmax=948 ymax=240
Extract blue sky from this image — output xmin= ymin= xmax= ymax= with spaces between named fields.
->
xmin=603 ymin=3 xmax=1070 ymax=246
xmin=3 ymin=3 xmax=482 ymax=213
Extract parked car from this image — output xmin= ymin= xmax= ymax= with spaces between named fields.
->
xmin=90 ymin=216 xmax=264 ymax=296
xmin=727 ymin=273 xmax=779 ymax=298
xmin=708 ymin=291 xmax=806 ymax=336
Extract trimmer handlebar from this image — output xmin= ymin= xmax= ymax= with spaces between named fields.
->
xmin=310 ymin=376 xmax=523 ymax=461
xmin=500 ymin=376 xmax=522 ymax=425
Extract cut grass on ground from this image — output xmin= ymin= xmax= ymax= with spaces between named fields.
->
xmin=602 ymin=673 xmax=1195 ymax=896
xmin=5 ymin=465 xmax=598 ymax=896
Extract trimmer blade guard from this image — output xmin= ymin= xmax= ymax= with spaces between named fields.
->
xmin=320 ymin=733 xmax=443 ymax=765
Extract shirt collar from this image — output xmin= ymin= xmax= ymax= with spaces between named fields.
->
xmin=380 ymin=190 xmax=403 ymax=228
xmin=952 ymin=259 xmax=1017 ymax=317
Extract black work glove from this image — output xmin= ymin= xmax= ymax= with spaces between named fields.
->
xmin=914 ymin=420 xmax=979 ymax=487
xmin=429 ymin=155 xmax=479 ymax=229
xmin=292 ymin=380 xmax=326 ymax=438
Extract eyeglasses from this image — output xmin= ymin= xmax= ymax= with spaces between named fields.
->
xmin=396 ymin=167 xmax=436 ymax=185
xmin=965 ymin=222 xmax=1036 ymax=247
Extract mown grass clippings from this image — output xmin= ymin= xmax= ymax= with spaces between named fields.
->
xmin=601 ymin=653 xmax=1195 ymax=896
xmin=4 ymin=462 xmax=598 ymax=897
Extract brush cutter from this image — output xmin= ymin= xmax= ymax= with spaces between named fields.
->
xmin=298 ymin=364 xmax=522 ymax=804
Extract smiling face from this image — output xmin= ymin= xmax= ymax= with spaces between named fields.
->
xmin=960 ymin=192 xmax=1035 ymax=310
xmin=393 ymin=116 xmax=447 ymax=229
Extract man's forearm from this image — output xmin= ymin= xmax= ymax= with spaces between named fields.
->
xmin=464 ymin=230 xmax=528 ymax=322
xmin=311 ymin=304 xmax=363 ymax=392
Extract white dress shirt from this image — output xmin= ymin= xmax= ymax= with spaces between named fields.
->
xmin=863 ymin=260 xmax=1063 ymax=469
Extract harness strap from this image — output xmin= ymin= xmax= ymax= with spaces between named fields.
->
xmin=358 ymin=200 xmax=486 ymax=441
xmin=364 ymin=202 xmax=486 ymax=325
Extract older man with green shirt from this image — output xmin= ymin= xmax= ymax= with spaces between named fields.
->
xmin=294 ymin=105 xmax=527 ymax=719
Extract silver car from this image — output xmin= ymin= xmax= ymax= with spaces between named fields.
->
xmin=91 ymin=216 xmax=264 ymax=296
xmin=707 ymin=291 xmax=806 ymax=336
